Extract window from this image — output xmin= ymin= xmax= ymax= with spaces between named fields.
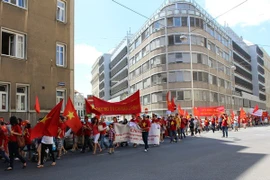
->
xmin=136 ymin=81 xmax=143 ymax=90
xmin=167 ymin=18 xmax=173 ymax=27
xmin=175 ymin=35 xmax=183 ymax=44
xmin=150 ymin=54 xmax=166 ymax=68
xmin=1 ymin=30 xmax=25 ymax=59
xmin=152 ymin=73 xmax=167 ymax=85
xmin=181 ymin=17 xmax=188 ymax=26
xmin=3 ymin=0 xmax=27 ymax=8
xmin=142 ymin=62 xmax=149 ymax=73
xmin=57 ymin=0 xmax=66 ymax=22
xmin=0 ymin=84 xmax=8 ymax=111
xmin=16 ymin=86 xmax=28 ymax=111
xmin=143 ymin=78 xmax=151 ymax=88
xmin=143 ymin=95 xmax=150 ymax=105
xmin=142 ymin=45 xmax=150 ymax=57
xmin=151 ymin=92 xmax=163 ymax=103
xmin=56 ymin=90 xmax=66 ymax=111
xmin=56 ymin=44 xmax=66 ymax=67
xmin=184 ymin=91 xmax=191 ymax=100
xmin=174 ymin=17 xmax=181 ymax=27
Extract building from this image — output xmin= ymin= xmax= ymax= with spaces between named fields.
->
xmin=74 ymin=91 xmax=85 ymax=118
xmin=226 ymin=27 xmax=266 ymax=111
xmin=262 ymin=49 xmax=270 ymax=112
xmin=109 ymin=36 xmax=131 ymax=102
xmin=0 ymin=0 xmax=74 ymax=122
xmin=91 ymin=59 xmax=99 ymax=97
xmin=97 ymin=54 xmax=111 ymax=100
xmin=128 ymin=0 xmax=238 ymax=115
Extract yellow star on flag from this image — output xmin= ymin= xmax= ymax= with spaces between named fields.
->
xmin=40 ymin=116 xmax=51 ymax=124
xmin=67 ymin=111 xmax=75 ymax=120
xmin=171 ymin=121 xmax=174 ymax=125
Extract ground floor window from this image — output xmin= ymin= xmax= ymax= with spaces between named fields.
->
xmin=0 ymin=84 xmax=9 ymax=111
xmin=56 ymin=89 xmax=66 ymax=111
xmin=16 ymin=85 xmax=28 ymax=111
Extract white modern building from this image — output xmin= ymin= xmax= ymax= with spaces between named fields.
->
xmin=74 ymin=91 xmax=85 ymax=118
xmin=91 ymin=59 xmax=99 ymax=98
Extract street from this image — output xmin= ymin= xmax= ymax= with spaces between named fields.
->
xmin=1 ymin=127 xmax=270 ymax=180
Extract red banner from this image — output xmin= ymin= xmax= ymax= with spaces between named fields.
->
xmin=93 ymin=91 xmax=141 ymax=115
xmin=194 ymin=106 xmax=225 ymax=117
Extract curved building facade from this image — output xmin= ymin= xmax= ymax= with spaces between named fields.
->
xmin=128 ymin=0 xmax=243 ymax=115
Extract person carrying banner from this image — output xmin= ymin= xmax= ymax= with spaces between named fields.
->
xmin=139 ymin=115 xmax=151 ymax=152
xmin=130 ymin=114 xmax=139 ymax=148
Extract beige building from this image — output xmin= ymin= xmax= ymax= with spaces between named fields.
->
xmin=128 ymin=0 xmax=240 ymax=115
xmin=0 ymin=0 xmax=74 ymax=123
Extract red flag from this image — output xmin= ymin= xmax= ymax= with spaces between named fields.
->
xmin=63 ymin=98 xmax=82 ymax=133
xmin=166 ymin=91 xmax=174 ymax=112
xmin=252 ymin=104 xmax=259 ymax=113
xmin=193 ymin=107 xmax=199 ymax=117
xmin=230 ymin=109 xmax=235 ymax=119
xmin=171 ymin=97 xmax=176 ymax=112
xmin=85 ymin=99 xmax=101 ymax=115
xmin=177 ymin=105 xmax=182 ymax=115
xmin=239 ymin=108 xmax=246 ymax=119
xmin=34 ymin=96 xmax=40 ymax=114
xmin=31 ymin=100 xmax=63 ymax=140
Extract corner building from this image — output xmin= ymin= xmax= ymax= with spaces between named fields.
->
xmin=0 ymin=0 xmax=74 ymax=122
xmin=128 ymin=0 xmax=241 ymax=115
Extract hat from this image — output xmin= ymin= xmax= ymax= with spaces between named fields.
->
xmin=157 ymin=116 xmax=161 ymax=119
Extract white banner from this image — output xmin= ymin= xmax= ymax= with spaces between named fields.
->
xmin=249 ymin=108 xmax=263 ymax=117
xmin=114 ymin=123 xmax=160 ymax=145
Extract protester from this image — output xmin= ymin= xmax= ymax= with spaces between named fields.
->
xmin=108 ymin=123 xmax=116 ymax=154
xmin=130 ymin=114 xmax=139 ymax=148
xmin=6 ymin=116 xmax=26 ymax=171
xmin=139 ymin=115 xmax=151 ymax=152
xmin=169 ymin=115 xmax=178 ymax=143
xmin=81 ymin=116 xmax=92 ymax=153
xmin=211 ymin=116 xmax=216 ymax=133
xmin=92 ymin=117 xmax=102 ymax=155
xmin=0 ymin=118 xmax=10 ymax=165
xmin=180 ymin=115 xmax=186 ymax=139
xmin=175 ymin=114 xmax=181 ymax=139
xmin=23 ymin=121 xmax=32 ymax=160
xmin=56 ymin=116 xmax=67 ymax=159
xmin=37 ymin=135 xmax=56 ymax=168
xmin=99 ymin=117 xmax=108 ymax=150
xmin=222 ymin=114 xmax=228 ymax=138
xmin=189 ymin=115 xmax=195 ymax=136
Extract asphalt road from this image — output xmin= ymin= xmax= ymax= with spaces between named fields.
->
xmin=1 ymin=126 xmax=270 ymax=180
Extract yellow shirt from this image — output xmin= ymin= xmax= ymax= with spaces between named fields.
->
xmin=175 ymin=117 xmax=181 ymax=128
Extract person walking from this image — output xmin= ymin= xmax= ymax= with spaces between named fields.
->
xmin=169 ymin=115 xmax=178 ymax=143
xmin=222 ymin=114 xmax=228 ymax=138
xmin=189 ymin=115 xmax=195 ymax=136
xmin=92 ymin=117 xmax=102 ymax=155
xmin=81 ymin=116 xmax=92 ymax=153
xmin=140 ymin=115 xmax=151 ymax=152
xmin=99 ymin=117 xmax=108 ymax=150
xmin=211 ymin=116 xmax=216 ymax=133
xmin=6 ymin=116 xmax=26 ymax=171
xmin=180 ymin=115 xmax=186 ymax=139
xmin=37 ymin=135 xmax=56 ymax=168
xmin=0 ymin=118 xmax=10 ymax=165
xmin=108 ymin=123 xmax=116 ymax=154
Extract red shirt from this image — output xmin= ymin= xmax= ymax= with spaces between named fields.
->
xmin=130 ymin=118 xmax=139 ymax=124
xmin=181 ymin=118 xmax=187 ymax=129
xmin=59 ymin=122 xmax=66 ymax=138
xmin=170 ymin=119 xmax=177 ymax=131
xmin=160 ymin=119 xmax=166 ymax=126
xmin=222 ymin=119 xmax=228 ymax=127
xmin=24 ymin=128 xmax=31 ymax=145
xmin=100 ymin=122 xmax=107 ymax=135
xmin=204 ymin=120 xmax=209 ymax=126
xmin=9 ymin=125 xmax=22 ymax=142
xmin=211 ymin=118 xmax=215 ymax=124
xmin=152 ymin=119 xmax=159 ymax=124
xmin=141 ymin=119 xmax=151 ymax=132
xmin=83 ymin=122 xmax=92 ymax=136
xmin=92 ymin=124 xmax=99 ymax=135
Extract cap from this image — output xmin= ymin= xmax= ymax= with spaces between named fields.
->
xmin=157 ymin=116 xmax=161 ymax=119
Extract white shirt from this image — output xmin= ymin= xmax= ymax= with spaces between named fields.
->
xmin=41 ymin=136 xmax=54 ymax=144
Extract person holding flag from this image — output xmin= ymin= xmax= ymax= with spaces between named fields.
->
xmin=0 ymin=118 xmax=9 ymax=166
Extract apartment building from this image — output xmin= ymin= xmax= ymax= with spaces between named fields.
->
xmin=74 ymin=90 xmax=85 ymax=118
xmin=262 ymin=49 xmax=270 ymax=112
xmin=109 ymin=36 xmax=130 ymax=102
xmin=128 ymin=0 xmax=241 ymax=115
xmin=97 ymin=54 xmax=111 ymax=100
xmin=91 ymin=59 xmax=99 ymax=97
xmin=0 ymin=0 xmax=74 ymax=122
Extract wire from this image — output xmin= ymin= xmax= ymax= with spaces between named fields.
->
xmin=215 ymin=0 xmax=248 ymax=19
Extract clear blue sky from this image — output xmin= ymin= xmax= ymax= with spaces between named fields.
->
xmin=74 ymin=0 xmax=270 ymax=96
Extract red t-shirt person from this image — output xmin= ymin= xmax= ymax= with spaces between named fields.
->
xmin=83 ymin=122 xmax=92 ymax=136
xmin=99 ymin=122 xmax=107 ymax=135
xmin=170 ymin=119 xmax=177 ymax=131
xmin=141 ymin=119 xmax=151 ymax=132
xmin=9 ymin=125 xmax=22 ymax=142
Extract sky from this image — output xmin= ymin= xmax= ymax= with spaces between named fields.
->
xmin=74 ymin=0 xmax=270 ymax=96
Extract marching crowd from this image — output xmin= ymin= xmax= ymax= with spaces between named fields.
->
xmin=0 ymin=113 xmax=267 ymax=171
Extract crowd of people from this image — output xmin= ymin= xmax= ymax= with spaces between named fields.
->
xmin=0 ymin=112 xmax=268 ymax=171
